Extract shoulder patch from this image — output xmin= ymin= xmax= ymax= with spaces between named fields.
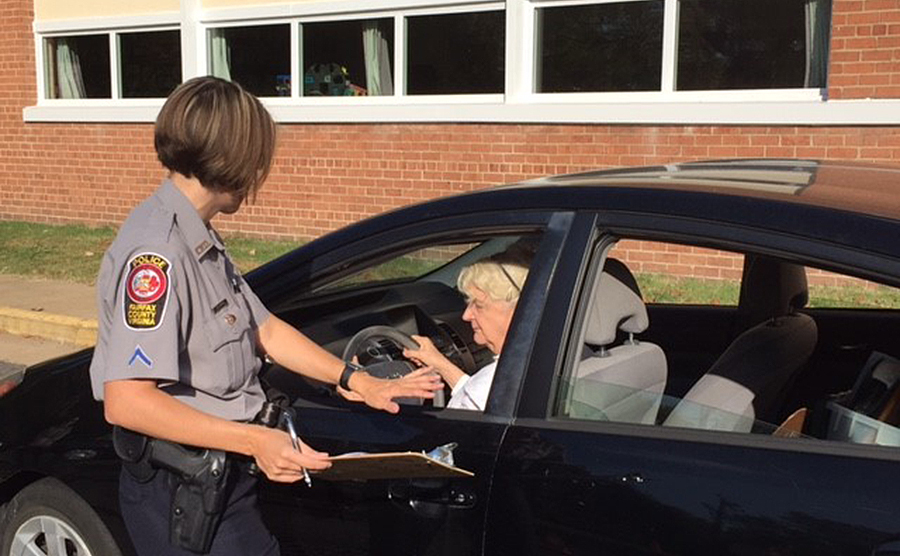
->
xmin=123 ymin=252 xmax=171 ymax=330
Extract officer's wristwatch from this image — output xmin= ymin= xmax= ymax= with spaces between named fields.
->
xmin=339 ymin=361 xmax=363 ymax=391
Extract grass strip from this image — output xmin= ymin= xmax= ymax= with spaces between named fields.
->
xmin=637 ymin=273 xmax=900 ymax=309
xmin=2 ymin=220 xmax=899 ymax=309
xmin=0 ymin=220 xmax=300 ymax=284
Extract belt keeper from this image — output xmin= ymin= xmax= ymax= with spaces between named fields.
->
xmin=253 ymin=401 xmax=282 ymax=428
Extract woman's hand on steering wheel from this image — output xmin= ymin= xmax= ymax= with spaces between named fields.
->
xmin=403 ymin=335 xmax=444 ymax=367
xmin=404 ymin=335 xmax=467 ymax=389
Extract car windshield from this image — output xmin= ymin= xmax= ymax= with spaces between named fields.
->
xmin=316 ymin=236 xmax=527 ymax=293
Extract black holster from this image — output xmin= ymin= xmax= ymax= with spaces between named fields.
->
xmin=114 ymin=426 xmax=230 ymax=554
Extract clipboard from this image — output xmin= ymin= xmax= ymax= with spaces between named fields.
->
xmin=317 ymin=452 xmax=475 ymax=481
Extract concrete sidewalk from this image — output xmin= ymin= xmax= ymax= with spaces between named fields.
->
xmin=0 ymin=274 xmax=97 ymax=376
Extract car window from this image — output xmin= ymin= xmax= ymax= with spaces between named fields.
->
xmin=610 ymin=239 xmax=742 ymax=306
xmin=272 ymin=231 xmax=544 ymax=412
xmin=316 ymin=236 xmax=529 ymax=294
xmin=805 ymin=271 xmax=900 ymax=309
xmin=317 ymin=242 xmax=481 ymax=292
xmin=553 ymin=236 xmax=900 ymax=451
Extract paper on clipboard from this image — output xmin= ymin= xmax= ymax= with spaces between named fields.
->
xmin=318 ymin=451 xmax=475 ymax=481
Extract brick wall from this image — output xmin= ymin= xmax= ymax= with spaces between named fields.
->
xmin=829 ymin=0 xmax=900 ymax=99
xmin=1 ymin=0 xmax=899 ymax=251
xmin=611 ymin=240 xmax=879 ymax=289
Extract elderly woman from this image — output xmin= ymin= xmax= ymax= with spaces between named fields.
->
xmin=404 ymin=247 xmax=532 ymax=411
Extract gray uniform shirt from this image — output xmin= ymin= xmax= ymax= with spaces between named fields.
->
xmin=89 ymin=179 xmax=271 ymax=422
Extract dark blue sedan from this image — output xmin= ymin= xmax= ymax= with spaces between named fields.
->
xmin=3 ymin=158 xmax=900 ymax=556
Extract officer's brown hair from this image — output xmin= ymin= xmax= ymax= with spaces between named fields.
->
xmin=154 ymin=76 xmax=276 ymax=201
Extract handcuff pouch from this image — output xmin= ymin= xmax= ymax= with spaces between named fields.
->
xmin=113 ymin=425 xmax=156 ymax=483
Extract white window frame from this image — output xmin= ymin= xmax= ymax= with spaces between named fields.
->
xmin=525 ymin=0 xmax=823 ymax=102
xmin=23 ymin=0 xmax=900 ymax=125
xmin=37 ymin=29 xmax=115 ymax=102
xmin=202 ymin=19 xmax=294 ymax=99
xmin=32 ymin=14 xmax=180 ymax=118
xmin=249 ymin=3 xmax=506 ymax=105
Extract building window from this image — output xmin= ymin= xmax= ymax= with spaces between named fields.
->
xmin=119 ymin=30 xmax=181 ymax=98
xmin=43 ymin=35 xmax=111 ymax=99
xmin=536 ymin=1 xmax=663 ymax=93
xmin=678 ymin=0 xmax=831 ymax=90
xmin=301 ymin=19 xmax=394 ymax=97
xmin=406 ymin=10 xmax=505 ymax=95
xmin=29 ymin=1 xmax=849 ymax=124
xmin=209 ymin=24 xmax=291 ymax=97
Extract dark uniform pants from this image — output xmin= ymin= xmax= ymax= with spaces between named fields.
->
xmin=119 ymin=466 xmax=280 ymax=556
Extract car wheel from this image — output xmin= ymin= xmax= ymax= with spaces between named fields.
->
xmin=0 ymin=477 xmax=123 ymax=556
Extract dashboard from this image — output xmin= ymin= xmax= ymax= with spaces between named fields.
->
xmin=262 ymin=280 xmax=494 ymax=405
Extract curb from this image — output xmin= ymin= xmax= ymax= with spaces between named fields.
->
xmin=0 ymin=365 xmax=24 ymax=388
xmin=0 ymin=306 xmax=97 ymax=347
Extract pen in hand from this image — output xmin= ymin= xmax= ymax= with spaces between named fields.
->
xmin=281 ymin=410 xmax=313 ymax=487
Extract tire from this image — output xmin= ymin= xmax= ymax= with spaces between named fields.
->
xmin=0 ymin=477 xmax=123 ymax=556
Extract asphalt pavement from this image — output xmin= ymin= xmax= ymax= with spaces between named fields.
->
xmin=0 ymin=274 xmax=96 ymax=382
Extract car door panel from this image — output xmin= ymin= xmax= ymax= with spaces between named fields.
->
xmin=259 ymin=404 xmax=507 ymax=556
xmin=488 ymin=423 xmax=900 ymax=556
xmin=253 ymin=211 xmax=571 ymax=556
xmin=505 ymin=209 xmax=900 ymax=556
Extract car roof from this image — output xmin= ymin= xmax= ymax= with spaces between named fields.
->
xmin=253 ymin=159 xmax=900 ymax=290
xmin=512 ymin=159 xmax=900 ymax=222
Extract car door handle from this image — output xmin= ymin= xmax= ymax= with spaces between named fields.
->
xmin=619 ymin=473 xmax=645 ymax=485
xmin=388 ymin=480 xmax=477 ymax=517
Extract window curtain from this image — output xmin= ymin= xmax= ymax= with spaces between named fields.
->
xmin=362 ymin=21 xmax=393 ymax=96
xmin=804 ymin=0 xmax=831 ymax=88
xmin=209 ymin=28 xmax=232 ymax=81
xmin=52 ymin=39 xmax=86 ymax=99
xmin=43 ymin=40 xmax=57 ymax=99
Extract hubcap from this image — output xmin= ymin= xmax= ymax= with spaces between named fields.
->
xmin=10 ymin=515 xmax=92 ymax=556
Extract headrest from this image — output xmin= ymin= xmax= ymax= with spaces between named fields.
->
xmin=603 ymin=257 xmax=642 ymax=300
xmin=737 ymin=256 xmax=809 ymax=329
xmin=584 ymin=260 xmax=649 ymax=346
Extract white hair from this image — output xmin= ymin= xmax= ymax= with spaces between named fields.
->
xmin=457 ymin=251 xmax=531 ymax=303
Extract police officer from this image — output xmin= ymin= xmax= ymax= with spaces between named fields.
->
xmin=89 ymin=76 xmax=441 ymax=556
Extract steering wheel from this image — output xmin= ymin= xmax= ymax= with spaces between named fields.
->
xmin=341 ymin=325 xmax=421 ymax=362
xmin=341 ymin=325 xmax=445 ymax=407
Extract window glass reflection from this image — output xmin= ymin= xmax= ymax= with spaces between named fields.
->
xmin=537 ymin=1 xmax=663 ymax=93
xmin=209 ymin=24 xmax=291 ymax=97
xmin=119 ymin=30 xmax=181 ymax=98
xmin=678 ymin=0 xmax=831 ymax=90
xmin=406 ymin=11 xmax=504 ymax=95
xmin=302 ymin=19 xmax=394 ymax=96
xmin=44 ymin=35 xmax=111 ymax=99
